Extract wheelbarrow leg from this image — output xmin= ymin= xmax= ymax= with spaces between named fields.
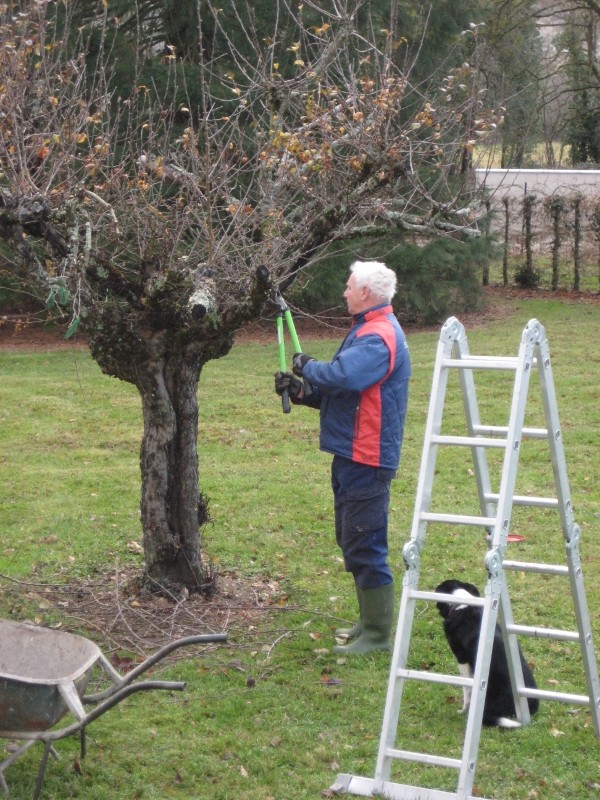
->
xmin=0 ymin=741 xmax=38 ymax=796
xmin=33 ymin=742 xmax=59 ymax=800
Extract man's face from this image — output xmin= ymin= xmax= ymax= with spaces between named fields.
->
xmin=344 ymin=272 xmax=371 ymax=315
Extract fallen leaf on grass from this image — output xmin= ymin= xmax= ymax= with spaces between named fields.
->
xmin=110 ymin=653 xmax=136 ymax=670
xmin=320 ymin=676 xmax=343 ymax=687
xmin=445 ymin=695 xmax=457 ymax=706
xmin=515 ymin=768 xmax=527 ymax=780
xmin=240 ymin=765 xmax=249 ymax=778
xmin=550 ymin=726 xmax=565 ymax=737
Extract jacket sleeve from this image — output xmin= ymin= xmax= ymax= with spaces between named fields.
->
xmin=293 ymin=382 xmax=322 ymax=408
xmin=302 ymin=334 xmax=390 ymax=393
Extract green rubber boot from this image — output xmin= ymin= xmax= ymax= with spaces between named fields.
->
xmin=334 ymin=583 xmax=363 ymax=641
xmin=333 ymin=583 xmax=394 ymax=655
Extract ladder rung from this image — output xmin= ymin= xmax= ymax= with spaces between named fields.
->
xmin=430 ymin=434 xmax=507 ymax=448
xmin=410 ymin=590 xmax=485 ymax=608
xmin=521 ymin=687 xmax=590 ymax=706
xmin=485 ymin=492 xmax=559 ymax=508
xmin=397 ymin=668 xmax=474 ymax=689
xmin=473 ymin=424 xmax=549 ymax=439
xmin=385 ymin=747 xmax=462 ymax=771
xmin=420 ymin=512 xmax=497 ymax=527
xmin=442 ymin=355 xmax=520 ymax=370
xmin=504 ymin=559 xmax=569 ymax=576
xmin=506 ymin=623 xmax=580 ymax=642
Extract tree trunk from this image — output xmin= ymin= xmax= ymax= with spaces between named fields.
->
xmin=502 ymin=197 xmax=510 ymax=287
xmin=551 ymin=203 xmax=561 ymax=292
xmin=87 ymin=317 xmax=218 ymax=595
xmin=137 ymin=341 xmax=208 ymax=593
xmin=572 ymin=196 xmax=581 ymax=292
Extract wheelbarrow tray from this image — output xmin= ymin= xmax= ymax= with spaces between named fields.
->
xmin=0 ymin=620 xmax=101 ymax=733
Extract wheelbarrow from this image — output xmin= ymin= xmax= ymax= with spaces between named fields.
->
xmin=0 ymin=618 xmax=227 ymax=799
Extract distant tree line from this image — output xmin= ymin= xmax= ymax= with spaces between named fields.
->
xmin=497 ymin=194 xmax=600 ymax=290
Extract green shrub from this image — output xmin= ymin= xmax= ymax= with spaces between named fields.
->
xmin=514 ymin=261 xmax=541 ymax=289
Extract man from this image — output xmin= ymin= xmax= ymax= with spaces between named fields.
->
xmin=275 ymin=260 xmax=411 ymax=654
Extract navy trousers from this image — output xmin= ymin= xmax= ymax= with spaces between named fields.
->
xmin=331 ymin=455 xmax=396 ymax=590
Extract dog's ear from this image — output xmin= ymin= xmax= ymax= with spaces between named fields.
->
xmin=435 ymin=580 xmax=452 ymax=618
xmin=436 ymin=601 xmax=451 ymax=619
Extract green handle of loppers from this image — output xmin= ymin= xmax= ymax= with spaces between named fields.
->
xmin=284 ymin=308 xmax=312 ymax=397
xmin=276 ymin=313 xmax=290 ymax=413
xmin=273 ymin=290 xmax=311 ymax=411
xmin=284 ymin=309 xmax=302 ymax=354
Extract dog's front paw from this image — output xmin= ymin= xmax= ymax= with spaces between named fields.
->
xmin=460 ymin=686 xmax=472 ymax=714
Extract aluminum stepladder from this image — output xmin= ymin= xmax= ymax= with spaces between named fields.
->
xmin=332 ymin=317 xmax=600 ymax=800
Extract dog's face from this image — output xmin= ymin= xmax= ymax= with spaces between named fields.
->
xmin=435 ymin=579 xmax=480 ymax=619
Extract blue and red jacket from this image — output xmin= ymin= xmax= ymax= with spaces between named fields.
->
xmin=299 ymin=303 xmax=411 ymax=470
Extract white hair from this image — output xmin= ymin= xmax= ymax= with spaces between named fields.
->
xmin=350 ymin=260 xmax=397 ymax=302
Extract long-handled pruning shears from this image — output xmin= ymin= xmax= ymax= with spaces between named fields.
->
xmin=273 ymin=289 xmax=309 ymax=414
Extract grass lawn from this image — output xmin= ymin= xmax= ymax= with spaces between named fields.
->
xmin=1 ymin=292 xmax=600 ymax=800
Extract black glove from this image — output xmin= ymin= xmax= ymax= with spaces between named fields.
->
xmin=274 ymin=371 xmax=304 ymax=400
xmin=292 ymin=352 xmax=315 ymax=377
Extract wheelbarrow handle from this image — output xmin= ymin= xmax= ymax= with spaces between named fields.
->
xmin=118 ymin=633 xmax=227 ymax=684
xmin=86 ymin=633 xmax=227 ymax=703
xmin=20 ymin=681 xmax=187 ymax=747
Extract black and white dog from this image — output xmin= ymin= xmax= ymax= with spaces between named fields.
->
xmin=435 ymin=579 xmax=539 ymax=728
